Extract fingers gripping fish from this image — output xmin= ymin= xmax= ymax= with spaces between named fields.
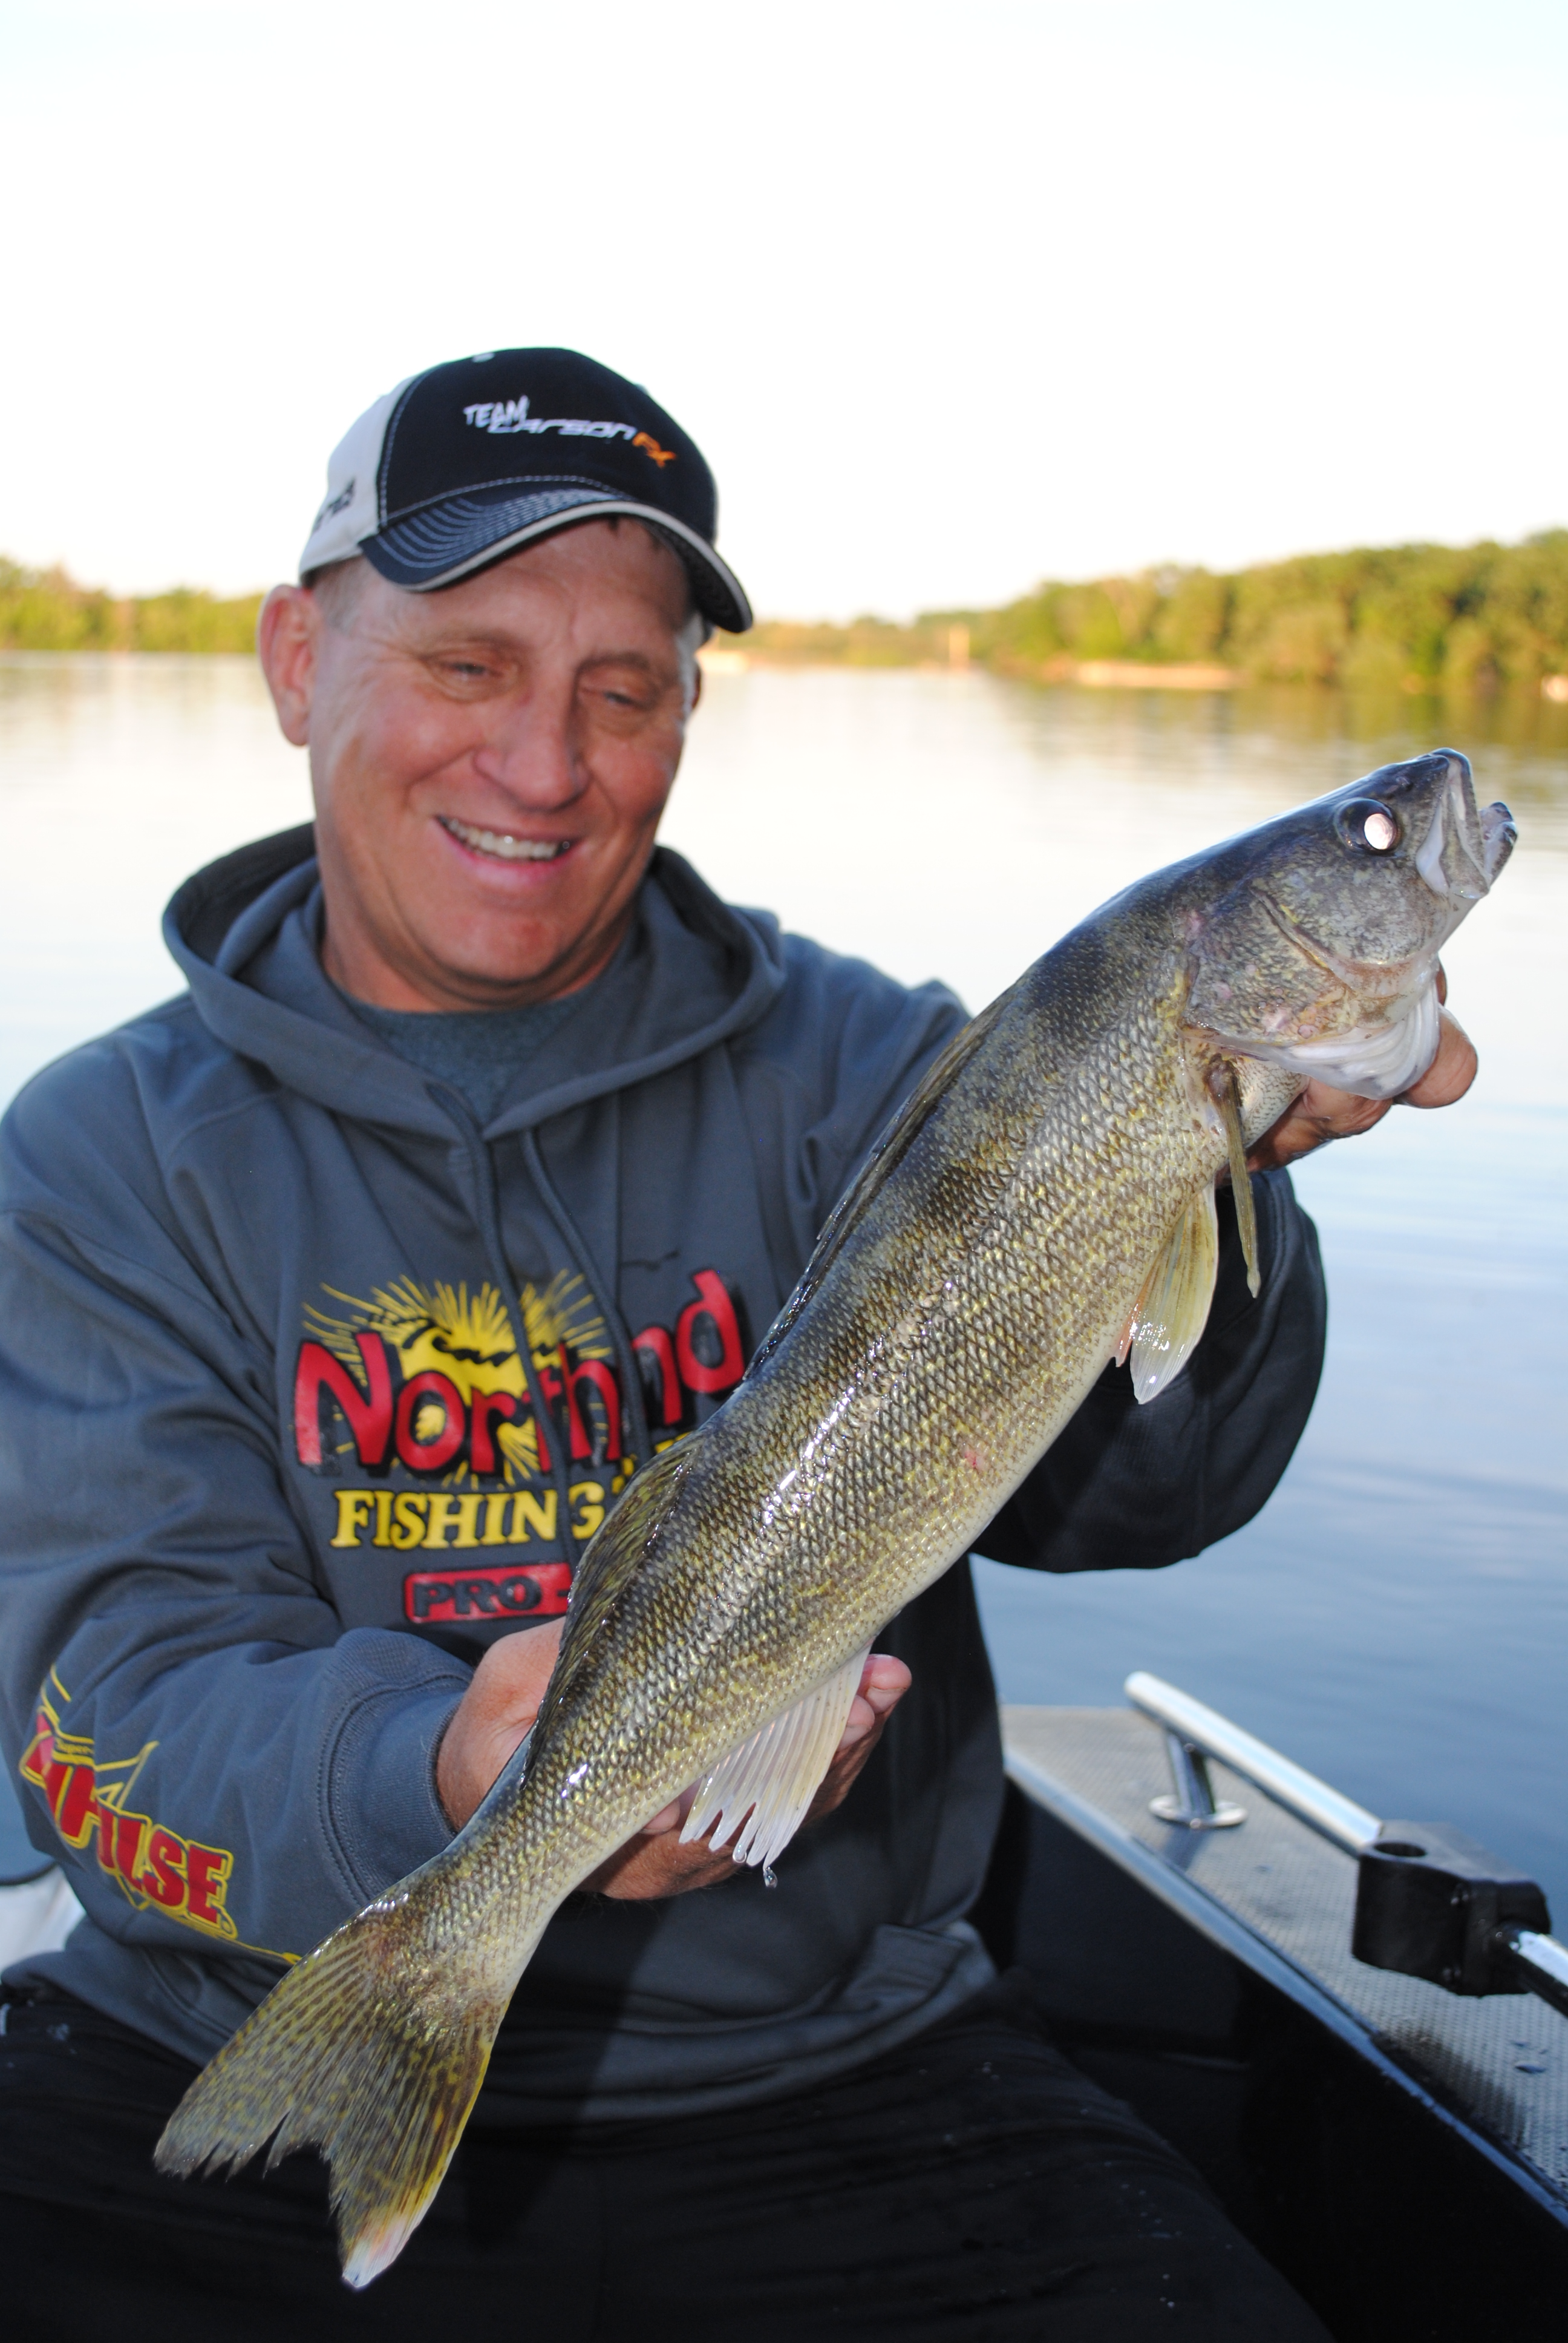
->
xmin=155 ymin=751 xmax=1514 ymax=2284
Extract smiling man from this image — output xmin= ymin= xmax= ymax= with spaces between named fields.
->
xmin=0 ymin=349 xmax=1472 ymax=2337
xmin=290 ymin=522 xmax=705 ymax=1013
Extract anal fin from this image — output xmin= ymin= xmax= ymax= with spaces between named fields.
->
xmin=680 ymin=1648 xmax=869 ymax=1873
xmin=1129 ymin=1184 xmax=1220 ymax=1404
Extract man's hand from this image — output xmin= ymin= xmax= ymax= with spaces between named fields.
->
xmin=436 ymin=1622 xmax=911 ymax=1901
xmin=1245 ymin=970 xmax=1478 ymax=1173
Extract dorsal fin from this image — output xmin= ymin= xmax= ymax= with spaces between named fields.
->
xmin=748 ymin=994 xmax=1008 ymax=1381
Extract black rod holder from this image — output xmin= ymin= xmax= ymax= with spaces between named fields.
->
xmin=1353 ymin=1821 xmax=1552 ymax=1997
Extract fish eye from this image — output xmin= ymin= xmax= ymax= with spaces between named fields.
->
xmin=1335 ymin=798 xmax=1399 ymax=854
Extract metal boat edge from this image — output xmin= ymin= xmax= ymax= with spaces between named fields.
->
xmin=984 ymin=1679 xmax=1568 ymax=2341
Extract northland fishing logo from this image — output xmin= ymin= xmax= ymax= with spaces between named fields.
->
xmin=462 ymin=394 xmax=676 ymax=466
xmin=293 ymin=1267 xmax=744 ymax=1626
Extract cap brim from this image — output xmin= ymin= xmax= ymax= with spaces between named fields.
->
xmin=360 ymin=486 xmax=752 ymax=633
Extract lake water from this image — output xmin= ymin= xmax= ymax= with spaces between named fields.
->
xmin=2 ymin=655 xmax=1565 ymax=1916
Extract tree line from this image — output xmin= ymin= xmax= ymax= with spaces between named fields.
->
xmin=0 ymin=560 xmax=262 ymax=653
xmin=729 ymin=531 xmax=1568 ymax=690
xmin=5 ymin=532 xmax=1567 ymax=687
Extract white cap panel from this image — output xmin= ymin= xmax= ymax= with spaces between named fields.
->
xmin=296 ymin=380 xmax=411 ymax=577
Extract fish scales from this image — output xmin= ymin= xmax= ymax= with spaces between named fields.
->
xmin=156 ymin=750 xmax=1514 ymax=2286
xmin=528 ymin=951 xmax=1211 ymax=1824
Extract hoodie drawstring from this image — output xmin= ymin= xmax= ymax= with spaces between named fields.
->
xmin=429 ymin=1083 xmax=654 ymax=1581
xmin=521 ymin=1122 xmax=654 ymax=1475
xmin=428 ymin=1084 xmax=580 ymax=1560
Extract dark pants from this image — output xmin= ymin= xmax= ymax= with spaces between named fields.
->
xmin=0 ymin=1974 xmax=1329 ymax=2342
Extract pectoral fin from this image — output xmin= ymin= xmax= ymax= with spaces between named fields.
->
xmin=680 ymin=1647 xmax=869 ymax=1872
xmin=1128 ymin=1185 xmax=1220 ymax=1403
xmin=1215 ymin=1061 xmax=1261 ymax=1299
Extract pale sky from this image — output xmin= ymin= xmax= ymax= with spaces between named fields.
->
xmin=4 ymin=0 xmax=1565 ymax=618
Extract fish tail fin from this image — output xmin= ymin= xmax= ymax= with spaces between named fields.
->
xmin=155 ymin=1892 xmax=533 ymax=2288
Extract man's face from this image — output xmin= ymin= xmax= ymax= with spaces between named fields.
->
xmin=260 ymin=520 xmax=700 ymax=1010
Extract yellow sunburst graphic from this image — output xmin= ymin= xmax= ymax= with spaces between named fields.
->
xmin=304 ymin=1273 xmax=613 ymax=1488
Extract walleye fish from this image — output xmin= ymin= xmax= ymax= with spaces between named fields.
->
xmin=156 ymin=750 xmax=1513 ymax=2282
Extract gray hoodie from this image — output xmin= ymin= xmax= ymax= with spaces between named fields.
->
xmin=0 ymin=828 xmax=1324 ymax=2121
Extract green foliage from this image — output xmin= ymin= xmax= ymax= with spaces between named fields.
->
xmin=10 ymin=534 xmax=1568 ymax=689
xmin=713 ymin=531 xmax=1568 ymax=690
xmin=1152 ymin=568 xmax=1230 ymax=661
xmin=0 ymin=559 xmax=263 ymax=654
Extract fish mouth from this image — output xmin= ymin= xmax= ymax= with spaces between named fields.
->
xmin=438 ymin=815 xmax=575 ymax=865
xmin=1413 ymin=752 xmax=1515 ymax=903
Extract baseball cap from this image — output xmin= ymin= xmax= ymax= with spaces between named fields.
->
xmin=299 ymin=348 xmax=752 ymax=634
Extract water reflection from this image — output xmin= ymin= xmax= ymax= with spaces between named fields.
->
xmin=0 ymin=655 xmax=309 ymax=1106
xmin=667 ymin=668 xmax=1566 ymax=1112
xmin=0 ymin=654 xmax=1564 ymax=1914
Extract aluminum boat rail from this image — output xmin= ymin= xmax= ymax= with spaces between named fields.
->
xmin=1126 ymin=1670 xmax=1568 ymax=2025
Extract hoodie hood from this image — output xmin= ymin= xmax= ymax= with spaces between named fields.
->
xmin=163 ymin=826 xmax=789 ymax=1141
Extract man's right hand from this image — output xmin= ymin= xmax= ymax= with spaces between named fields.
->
xmin=436 ymin=1620 xmax=567 ymax=1835
xmin=435 ymin=1622 xmax=910 ymax=1899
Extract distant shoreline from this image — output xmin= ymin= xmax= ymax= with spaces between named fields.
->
xmin=6 ymin=531 xmax=1568 ymax=700
xmin=702 ymin=529 xmax=1568 ymax=701
xmin=700 ymin=645 xmax=1241 ymax=691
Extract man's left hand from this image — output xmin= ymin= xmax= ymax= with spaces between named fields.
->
xmin=1246 ymin=971 xmax=1478 ymax=1173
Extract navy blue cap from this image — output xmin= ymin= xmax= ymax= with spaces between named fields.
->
xmin=300 ymin=348 xmax=751 ymax=632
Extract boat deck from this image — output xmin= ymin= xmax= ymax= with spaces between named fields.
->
xmin=1002 ymin=1703 xmax=1568 ymax=2219
xmin=998 ymin=1715 xmax=1568 ymax=2240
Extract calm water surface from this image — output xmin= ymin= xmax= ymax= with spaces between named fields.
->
xmin=2 ymin=655 xmax=1565 ymax=1912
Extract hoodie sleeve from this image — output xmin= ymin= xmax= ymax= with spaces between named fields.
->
xmin=0 ymin=1057 xmax=468 ymax=1979
xmin=975 ymin=1168 xmax=1326 ymax=1572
